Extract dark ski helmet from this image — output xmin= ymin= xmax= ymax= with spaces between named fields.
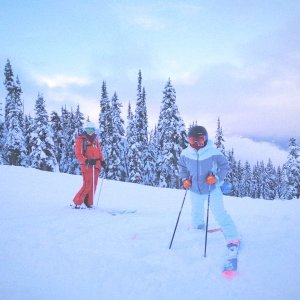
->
xmin=188 ymin=125 xmax=208 ymax=149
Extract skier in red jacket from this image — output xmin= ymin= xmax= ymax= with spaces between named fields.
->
xmin=72 ymin=121 xmax=105 ymax=208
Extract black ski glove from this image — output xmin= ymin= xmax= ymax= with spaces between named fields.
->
xmin=85 ymin=159 xmax=96 ymax=166
xmin=101 ymin=160 xmax=106 ymax=169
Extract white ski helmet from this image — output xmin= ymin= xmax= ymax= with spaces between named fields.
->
xmin=84 ymin=121 xmax=96 ymax=129
xmin=84 ymin=121 xmax=96 ymax=135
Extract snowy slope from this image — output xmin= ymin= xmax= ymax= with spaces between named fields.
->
xmin=1 ymin=165 xmax=299 ymax=300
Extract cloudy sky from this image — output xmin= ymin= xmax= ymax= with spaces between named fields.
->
xmin=1 ymin=0 xmax=300 ymax=147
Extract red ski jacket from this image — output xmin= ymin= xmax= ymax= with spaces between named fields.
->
xmin=75 ymin=134 xmax=103 ymax=172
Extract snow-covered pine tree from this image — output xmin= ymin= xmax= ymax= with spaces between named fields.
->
xmin=59 ymin=106 xmax=81 ymax=174
xmin=235 ymin=160 xmax=244 ymax=197
xmin=242 ymin=160 xmax=252 ymax=197
xmin=4 ymin=59 xmax=14 ymax=122
xmin=264 ymin=158 xmax=277 ymax=200
xmin=58 ymin=106 xmax=69 ymax=172
xmin=0 ymin=99 xmax=5 ymax=164
xmin=156 ymin=78 xmax=187 ymax=188
xmin=0 ymin=119 xmax=4 ymax=164
xmin=226 ymin=149 xmax=237 ymax=194
xmin=29 ymin=93 xmax=58 ymax=171
xmin=215 ymin=117 xmax=226 ymax=155
xmin=24 ymin=114 xmax=34 ymax=167
xmin=252 ymin=161 xmax=265 ymax=199
xmin=276 ymin=166 xmax=284 ymax=199
xmin=74 ymin=105 xmax=84 ymax=135
xmin=126 ymin=102 xmax=143 ymax=183
xmin=99 ymin=81 xmax=112 ymax=164
xmin=50 ymin=110 xmax=63 ymax=167
xmin=3 ymin=60 xmax=26 ymax=166
xmin=106 ymin=92 xmax=126 ymax=181
xmin=123 ymin=102 xmax=133 ymax=180
xmin=132 ymin=70 xmax=149 ymax=184
xmin=65 ymin=107 xmax=84 ymax=174
xmin=281 ymin=138 xmax=300 ymax=199
xmin=251 ymin=162 xmax=261 ymax=199
xmin=135 ymin=71 xmax=148 ymax=148
xmin=143 ymin=128 xmax=157 ymax=186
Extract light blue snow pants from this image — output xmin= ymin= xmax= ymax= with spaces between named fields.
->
xmin=190 ymin=187 xmax=239 ymax=242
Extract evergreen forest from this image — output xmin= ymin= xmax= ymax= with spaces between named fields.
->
xmin=1 ymin=59 xmax=300 ymax=199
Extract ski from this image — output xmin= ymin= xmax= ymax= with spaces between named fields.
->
xmin=207 ymin=228 xmax=222 ymax=233
xmin=70 ymin=204 xmax=86 ymax=209
xmin=70 ymin=204 xmax=137 ymax=215
xmin=222 ymin=241 xmax=240 ymax=278
xmin=103 ymin=209 xmax=137 ymax=216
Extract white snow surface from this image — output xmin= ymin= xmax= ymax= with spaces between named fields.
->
xmin=1 ymin=165 xmax=300 ymax=300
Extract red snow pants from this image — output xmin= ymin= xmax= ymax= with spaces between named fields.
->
xmin=73 ymin=166 xmax=100 ymax=207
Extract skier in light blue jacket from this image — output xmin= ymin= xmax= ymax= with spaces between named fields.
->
xmin=179 ymin=125 xmax=239 ymax=243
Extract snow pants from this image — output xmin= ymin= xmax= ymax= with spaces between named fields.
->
xmin=190 ymin=187 xmax=239 ymax=242
xmin=73 ymin=166 xmax=100 ymax=207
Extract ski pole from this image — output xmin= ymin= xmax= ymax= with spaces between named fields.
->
xmin=96 ymin=172 xmax=105 ymax=208
xmin=204 ymin=184 xmax=211 ymax=257
xmin=169 ymin=189 xmax=188 ymax=249
xmin=92 ymin=165 xmax=95 ymax=207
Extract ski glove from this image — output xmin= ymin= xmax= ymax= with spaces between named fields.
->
xmin=206 ymin=172 xmax=216 ymax=185
xmin=101 ymin=160 xmax=106 ymax=169
xmin=183 ymin=179 xmax=192 ymax=189
xmin=85 ymin=159 xmax=97 ymax=166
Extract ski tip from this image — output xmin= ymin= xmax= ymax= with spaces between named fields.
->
xmin=222 ymin=270 xmax=238 ymax=279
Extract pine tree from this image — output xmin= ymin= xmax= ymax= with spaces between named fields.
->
xmin=59 ymin=106 xmax=80 ymax=174
xmin=235 ymin=160 xmax=244 ymax=197
xmin=3 ymin=60 xmax=26 ymax=166
xmin=65 ymin=107 xmax=84 ymax=174
xmin=242 ymin=161 xmax=252 ymax=197
xmin=215 ymin=117 xmax=225 ymax=155
xmin=4 ymin=59 xmax=14 ymax=123
xmin=106 ymin=92 xmax=126 ymax=181
xmin=126 ymin=102 xmax=143 ymax=183
xmin=257 ymin=161 xmax=266 ymax=199
xmin=264 ymin=158 xmax=277 ymax=200
xmin=276 ymin=166 xmax=284 ymax=199
xmin=29 ymin=93 xmax=58 ymax=171
xmin=135 ymin=71 xmax=148 ymax=148
xmin=24 ymin=114 xmax=34 ymax=167
xmin=0 ymin=119 xmax=4 ymax=164
xmin=281 ymin=138 xmax=300 ymax=199
xmin=133 ymin=71 xmax=149 ymax=184
xmin=99 ymin=81 xmax=112 ymax=164
xmin=0 ymin=99 xmax=3 ymax=164
xmin=74 ymin=105 xmax=84 ymax=135
xmin=226 ymin=149 xmax=237 ymax=194
xmin=143 ymin=128 xmax=157 ymax=186
xmin=156 ymin=78 xmax=187 ymax=188
xmin=251 ymin=162 xmax=261 ymax=198
xmin=124 ymin=102 xmax=133 ymax=180
xmin=50 ymin=110 xmax=63 ymax=167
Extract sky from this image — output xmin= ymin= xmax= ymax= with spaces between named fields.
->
xmin=1 ymin=0 xmax=300 ymax=147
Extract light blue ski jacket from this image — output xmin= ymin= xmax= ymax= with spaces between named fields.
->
xmin=179 ymin=140 xmax=229 ymax=194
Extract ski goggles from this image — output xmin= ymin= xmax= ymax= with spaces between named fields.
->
xmin=189 ymin=135 xmax=207 ymax=147
xmin=85 ymin=127 xmax=95 ymax=135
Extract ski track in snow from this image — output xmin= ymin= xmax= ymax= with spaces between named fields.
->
xmin=1 ymin=165 xmax=300 ymax=300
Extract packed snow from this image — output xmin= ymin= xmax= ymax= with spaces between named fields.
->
xmin=1 ymin=165 xmax=299 ymax=300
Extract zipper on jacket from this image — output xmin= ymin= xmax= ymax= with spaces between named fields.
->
xmin=196 ymin=152 xmax=201 ymax=193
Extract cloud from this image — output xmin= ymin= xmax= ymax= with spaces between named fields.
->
xmin=111 ymin=3 xmax=166 ymax=31
xmin=175 ymin=14 xmax=300 ymax=142
xmin=130 ymin=16 xmax=165 ymax=30
xmin=34 ymin=74 xmax=93 ymax=88
xmin=224 ymin=136 xmax=287 ymax=167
